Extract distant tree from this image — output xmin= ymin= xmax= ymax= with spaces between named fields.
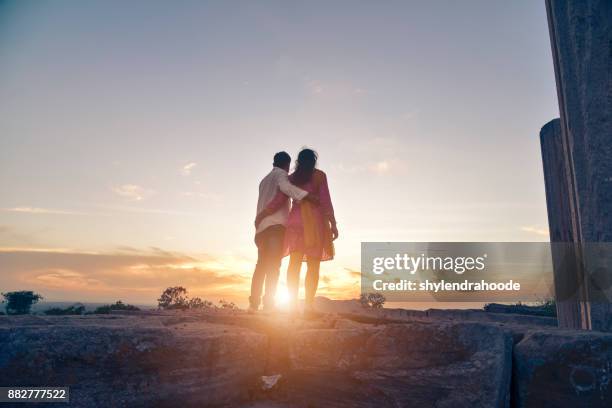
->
xmin=484 ymin=298 xmax=556 ymax=318
xmin=368 ymin=293 xmax=386 ymax=309
xmin=94 ymin=300 xmax=140 ymax=314
xmin=359 ymin=293 xmax=369 ymax=308
xmin=359 ymin=293 xmax=386 ymax=309
xmin=157 ymin=287 xmax=220 ymax=311
xmin=44 ymin=303 xmax=85 ymax=316
xmin=218 ymin=299 xmax=238 ymax=310
xmin=2 ymin=291 xmax=43 ymax=315
xmin=188 ymin=297 xmax=214 ymax=310
xmin=157 ymin=287 xmax=189 ymax=310
xmin=536 ymin=298 xmax=557 ymax=317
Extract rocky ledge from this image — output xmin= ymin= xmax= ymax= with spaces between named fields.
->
xmin=0 ymin=309 xmax=610 ymax=407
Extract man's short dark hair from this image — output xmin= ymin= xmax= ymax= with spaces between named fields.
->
xmin=273 ymin=151 xmax=291 ymax=168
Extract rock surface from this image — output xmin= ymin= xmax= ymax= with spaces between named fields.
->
xmin=513 ymin=330 xmax=612 ymax=407
xmin=0 ymin=314 xmax=267 ymax=407
xmin=1 ymin=310 xmax=611 ymax=407
xmin=286 ymin=322 xmax=512 ymax=407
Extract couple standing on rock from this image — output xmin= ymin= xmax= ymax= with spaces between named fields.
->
xmin=250 ymin=148 xmax=338 ymax=315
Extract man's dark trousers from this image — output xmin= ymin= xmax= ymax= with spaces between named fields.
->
xmin=250 ymin=224 xmax=285 ymax=310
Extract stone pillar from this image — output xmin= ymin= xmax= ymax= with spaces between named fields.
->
xmin=546 ymin=0 xmax=612 ymax=331
xmin=540 ymin=119 xmax=588 ymax=329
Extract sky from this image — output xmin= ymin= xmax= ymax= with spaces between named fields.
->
xmin=0 ymin=0 xmax=559 ymax=307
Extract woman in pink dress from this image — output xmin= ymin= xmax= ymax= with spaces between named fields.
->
xmin=258 ymin=149 xmax=338 ymax=313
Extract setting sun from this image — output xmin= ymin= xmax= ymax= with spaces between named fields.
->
xmin=275 ymin=287 xmax=291 ymax=308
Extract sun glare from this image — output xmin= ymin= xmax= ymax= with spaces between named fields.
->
xmin=275 ymin=287 xmax=290 ymax=308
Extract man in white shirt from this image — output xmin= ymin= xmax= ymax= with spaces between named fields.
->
xmin=249 ymin=151 xmax=317 ymax=312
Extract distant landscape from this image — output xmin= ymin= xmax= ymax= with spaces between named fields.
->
xmin=28 ymin=301 xmax=156 ymax=313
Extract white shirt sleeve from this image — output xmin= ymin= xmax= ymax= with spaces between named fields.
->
xmin=277 ymin=171 xmax=308 ymax=201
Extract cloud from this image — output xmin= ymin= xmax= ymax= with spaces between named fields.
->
xmin=34 ymin=268 xmax=107 ymax=289
xmin=0 ymin=246 xmax=361 ymax=306
xmin=303 ymin=78 xmax=368 ymax=98
xmin=2 ymin=203 xmax=201 ymax=218
xmin=306 ymin=79 xmax=324 ymax=95
xmin=180 ymin=162 xmax=197 ymax=176
xmin=0 ymin=247 xmax=98 ymax=254
xmin=336 ymin=158 xmax=403 ymax=176
xmin=111 ymin=184 xmax=155 ymax=201
xmin=344 ymin=268 xmax=362 ymax=278
xmin=1 ymin=207 xmax=91 ymax=215
xmin=0 ymin=225 xmax=41 ymax=247
xmin=0 ymin=248 xmax=249 ymax=304
xmin=369 ymin=161 xmax=391 ymax=175
xmin=520 ymin=226 xmax=550 ymax=237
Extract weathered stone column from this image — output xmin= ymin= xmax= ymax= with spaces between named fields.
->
xmin=546 ymin=0 xmax=612 ymax=331
xmin=540 ymin=119 xmax=588 ymax=329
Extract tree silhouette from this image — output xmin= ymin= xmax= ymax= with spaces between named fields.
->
xmin=157 ymin=286 xmax=189 ymax=310
xmin=94 ymin=300 xmax=140 ymax=314
xmin=359 ymin=293 xmax=386 ymax=309
xmin=2 ymin=291 xmax=43 ymax=315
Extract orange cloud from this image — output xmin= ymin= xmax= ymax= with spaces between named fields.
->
xmin=1 ymin=207 xmax=92 ymax=215
xmin=520 ymin=225 xmax=550 ymax=237
xmin=0 ymin=248 xmax=249 ymax=305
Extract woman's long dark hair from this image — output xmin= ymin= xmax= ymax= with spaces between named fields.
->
xmin=291 ymin=148 xmax=318 ymax=186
